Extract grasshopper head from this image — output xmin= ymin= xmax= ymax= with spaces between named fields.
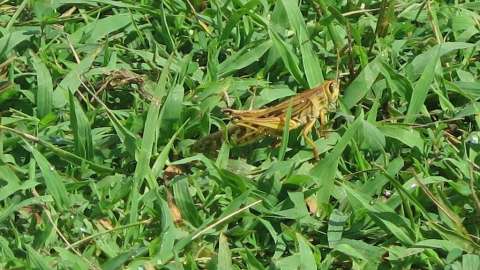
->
xmin=325 ymin=80 xmax=339 ymax=110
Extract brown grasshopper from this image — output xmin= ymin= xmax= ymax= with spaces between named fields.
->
xmin=193 ymin=80 xmax=340 ymax=160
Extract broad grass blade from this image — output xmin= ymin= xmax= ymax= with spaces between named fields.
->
xmin=280 ymin=0 xmax=324 ymax=87
xmin=269 ymin=29 xmax=306 ymax=87
xmin=54 ymin=47 xmax=101 ymax=108
xmin=69 ymin=92 xmax=93 ymax=160
xmin=31 ymin=52 xmax=53 ymax=118
xmin=218 ymin=233 xmax=233 ymax=270
xmin=405 ymin=47 xmax=440 ymax=123
xmin=311 ymin=118 xmax=362 ymax=207
xmin=30 ymin=144 xmax=70 ymax=209
xmin=341 ymin=57 xmax=382 ymax=109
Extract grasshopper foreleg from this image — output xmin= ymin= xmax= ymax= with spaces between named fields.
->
xmin=302 ymin=119 xmax=319 ymax=160
xmin=318 ymin=109 xmax=328 ymax=138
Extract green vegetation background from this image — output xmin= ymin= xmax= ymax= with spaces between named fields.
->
xmin=1 ymin=0 xmax=480 ymax=269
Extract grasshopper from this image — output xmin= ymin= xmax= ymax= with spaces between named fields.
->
xmin=193 ymin=80 xmax=340 ymax=160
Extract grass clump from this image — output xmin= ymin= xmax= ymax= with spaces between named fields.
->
xmin=1 ymin=0 xmax=480 ymax=269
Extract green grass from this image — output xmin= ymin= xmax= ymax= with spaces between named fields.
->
xmin=1 ymin=0 xmax=480 ymax=269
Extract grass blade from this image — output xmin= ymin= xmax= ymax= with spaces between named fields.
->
xmin=297 ymin=233 xmax=317 ymax=270
xmin=341 ymin=57 xmax=382 ymax=109
xmin=219 ymin=40 xmax=272 ymax=77
xmin=280 ymin=0 xmax=323 ymax=87
xmin=173 ymin=177 xmax=203 ymax=227
xmin=0 ymin=31 xmax=32 ymax=57
xmin=405 ymin=47 xmax=440 ymax=123
xmin=70 ymin=13 xmax=137 ymax=43
xmin=311 ymin=117 xmax=362 ymax=206
xmin=218 ymin=233 xmax=233 ymax=270
xmin=269 ymin=29 xmax=306 ymax=87
xmin=328 ymin=209 xmax=349 ymax=248
xmin=29 ymin=144 xmax=70 ymax=210
xmin=31 ymin=52 xmax=53 ymax=118
xmin=54 ymin=47 xmax=101 ymax=108
xmin=68 ymin=91 xmax=93 ymax=160
xmin=277 ymin=101 xmax=292 ymax=160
